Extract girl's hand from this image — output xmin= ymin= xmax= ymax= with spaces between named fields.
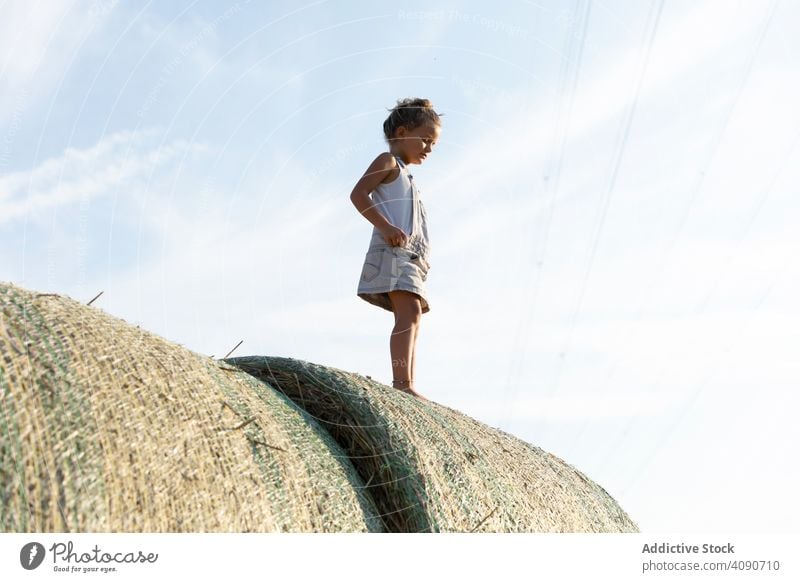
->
xmin=379 ymin=224 xmax=408 ymax=247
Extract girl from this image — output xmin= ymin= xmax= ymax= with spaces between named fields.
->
xmin=350 ymin=98 xmax=443 ymax=399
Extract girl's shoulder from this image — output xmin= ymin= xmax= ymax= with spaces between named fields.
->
xmin=373 ymin=151 xmax=400 ymax=166
xmin=377 ymin=152 xmax=401 ymax=185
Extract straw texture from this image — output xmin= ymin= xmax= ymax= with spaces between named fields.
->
xmin=227 ymin=355 xmax=639 ymax=533
xmin=0 ymin=282 xmax=382 ymax=532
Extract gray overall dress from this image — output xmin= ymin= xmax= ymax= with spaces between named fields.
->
xmin=356 ymin=154 xmax=432 ymax=313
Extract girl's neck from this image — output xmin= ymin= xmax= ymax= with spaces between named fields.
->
xmin=390 ymin=149 xmax=408 ymax=165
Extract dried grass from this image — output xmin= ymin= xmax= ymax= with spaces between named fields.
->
xmin=0 ymin=282 xmax=381 ymax=532
xmin=228 ymin=355 xmax=639 ymax=533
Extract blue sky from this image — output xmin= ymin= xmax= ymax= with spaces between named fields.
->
xmin=2 ymin=0 xmax=799 ymax=532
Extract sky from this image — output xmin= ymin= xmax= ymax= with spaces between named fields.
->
xmin=1 ymin=0 xmax=799 ymax=533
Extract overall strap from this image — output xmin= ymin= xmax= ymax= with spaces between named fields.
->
xmin=393 ymin=154 xmax=415 ymax=185
xmin=393 ymin=154 xmax=417 ymax=197
xmin=391 ymin=154 xmax=420 ymax=242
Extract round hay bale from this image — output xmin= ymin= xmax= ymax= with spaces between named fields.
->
xmin=227 ymin=355 xmax=639 ymax=533
xmin=0 ymin=282 xmax=382 ymax=532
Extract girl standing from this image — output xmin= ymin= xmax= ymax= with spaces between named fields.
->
xmin=350 ymin=98 xmax=443 ymax=399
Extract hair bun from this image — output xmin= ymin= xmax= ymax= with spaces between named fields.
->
xmin=396 ymin=97 xmax=433 ymax=109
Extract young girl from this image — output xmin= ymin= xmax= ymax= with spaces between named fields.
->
xmin=350 ymin=98 xmax=443 ymax=399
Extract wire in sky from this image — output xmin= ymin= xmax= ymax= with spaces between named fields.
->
xmin=534 ymin=0 xmax=666 ymax=444
xmin=562 ymin=0 xmax=781 ymax=460
xmin=617 ymin=250 xmax=795 ymax=496
xmin=590 ymin=121 xmax=800 ymax=481
xmin=500 ymin=0 xmax=592 ymax=431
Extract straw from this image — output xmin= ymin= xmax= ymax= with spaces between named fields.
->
xmin=0 ymin=282 xmax=381 ymax=532
xmin=226 ymin=355 xmax=639 ymax=533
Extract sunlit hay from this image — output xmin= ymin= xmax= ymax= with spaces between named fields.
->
xmin=0 ymin=282 xmax=382 ymax=533
xmin=227 ymin=355 xmax=639 ymax=533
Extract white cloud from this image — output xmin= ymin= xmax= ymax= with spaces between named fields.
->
xmin=0 ymin=1 xmax=115 ymax=125
xmin=2 ymin=0 xmax=798 ymax=535
xmin=0 ymin=128 xmax=207 ymax=225
xmin=428 ymin=0 xmax=778 ymax=219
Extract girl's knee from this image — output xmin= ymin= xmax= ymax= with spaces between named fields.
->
xmin=388 ymin=291 xmax=422 ymax=321
xmin=392 ymin=311 xmax=421 ymax=334
xmin=395 ymin=304 xmax=422 ymax=325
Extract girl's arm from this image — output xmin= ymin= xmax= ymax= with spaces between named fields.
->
xmin=350 ymin=153 xmax=407 ymax=246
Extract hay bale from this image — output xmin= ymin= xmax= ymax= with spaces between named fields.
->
xmin=227 ymin=355 xmax=639 ymax=533
xmin=0 ymin=282 xmax=382 ymax=532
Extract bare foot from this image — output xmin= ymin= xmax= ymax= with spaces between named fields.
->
xmin=392 ymin=380 xmax=428 ymax=401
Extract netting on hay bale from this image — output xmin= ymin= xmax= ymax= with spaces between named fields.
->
xmin=0 ymin=282 xmax=382 ymax=533
xmin=227 ymin=355 xmax=639 ymax=533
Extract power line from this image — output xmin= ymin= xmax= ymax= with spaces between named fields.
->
xmin=534 ymin=0 xmax=666 ymax=443
xmin=562 ymin=0 xmax=781 ymax=459
xmin=589 ymin=121 xmax=800 ymax=478
xmin=500 ymin=0 xmax=592 ymax=431
xmin=617 ymin=253 xmax=794 ymax=496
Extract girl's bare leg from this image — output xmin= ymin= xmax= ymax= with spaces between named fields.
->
xmin=410 ymin=319 xmax=419 ymax=389
xmin=388 ymin=290 xmax=425 ymax=398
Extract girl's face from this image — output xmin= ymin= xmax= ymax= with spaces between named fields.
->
xmin=395 ymin=122 xmax=441 ymax=164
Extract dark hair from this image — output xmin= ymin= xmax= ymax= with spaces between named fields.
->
xmin=383 ymin=98 xmax=443 ymax=143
